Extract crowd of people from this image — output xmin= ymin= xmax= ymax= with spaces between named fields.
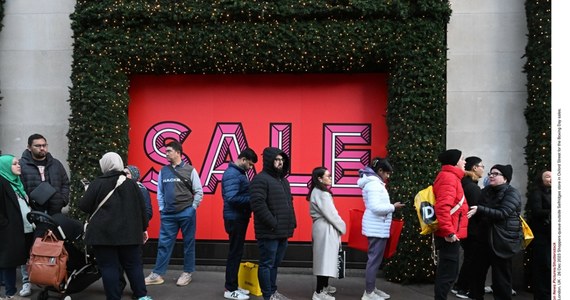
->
xmin=0 ymin=134 xmax=550 ymax=300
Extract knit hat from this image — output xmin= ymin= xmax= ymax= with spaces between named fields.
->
xmin=465 ymin=156 xmax=482 ymax=171
xmin=491 ymin=164 xmax=513 ymax=183
xmin=438 ymin=149 xmax=462 ymax=166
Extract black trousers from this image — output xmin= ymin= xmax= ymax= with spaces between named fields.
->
xmin=470 ymin=241 xmax=513 ymax=300
xmin=532 ymin=237 xmax=551 ymax=300
xmin=92 ymin=245 xmax=147 ymax=300
xmin=455 ymin=237 xmax=476 ymax=291
xmin=434 ymin=237 xmax=461 ymax=300
xmin=224 ymin=218 xmax=250 ymax=291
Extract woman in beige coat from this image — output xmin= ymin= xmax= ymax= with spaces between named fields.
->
xmin=307 ymin=167 xmax=346 ymax=300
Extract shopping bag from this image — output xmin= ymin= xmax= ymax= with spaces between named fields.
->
xmin=238 ymin=262 xmax=262 ymax=296
xmin=337 ymin=249 xmax=346 ymax=279
xmin=384 ymin=218 xmax=404 ymax=259
xmin=348 ymin=209 xmax=368 ymax=252
xmin=520 ymin=215 xmax=534 ymax=249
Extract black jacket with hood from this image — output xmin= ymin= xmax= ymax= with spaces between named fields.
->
xmin=249 ymin=147 xmax=296 ymax=239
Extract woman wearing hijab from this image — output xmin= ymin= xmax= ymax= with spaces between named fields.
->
xmin=0 ymin=155 xmax=28 ymax=299
xmin=125 ymin=165 xmax=153 ymax=221
xmin=79 ymin=152 xmax=152 ymax=300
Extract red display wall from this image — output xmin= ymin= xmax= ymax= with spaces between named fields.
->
xmin=127 ymin=74 xmax=388 ymax=242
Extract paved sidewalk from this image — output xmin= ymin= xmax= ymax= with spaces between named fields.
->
xmin=20 ymin=266 xmax=533 ymax=299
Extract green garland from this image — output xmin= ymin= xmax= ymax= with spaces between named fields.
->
xmin=522 ymin=0 xmax=551 ymax=291
xmin=68 ymin=0 xmax=451 ymax=283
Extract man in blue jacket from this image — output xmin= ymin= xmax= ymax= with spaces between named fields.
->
xmin=250 ymin=147 xmax=296 ymax=300
xmin=222 ymin=148 xmax=258 ymax=300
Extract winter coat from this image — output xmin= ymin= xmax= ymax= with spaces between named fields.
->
xmin=250 ymin=147 xmax=296 ymax=239
xmin=310 ymin=188 xmax=346 ymax=277
xmin=222 ymin=162 xmax=252 ymax=221
xmin=527 ymin=185 xmax=551 ymax=242
xmin=433 ymin=165 xmax=468 ymax=239
xmin=476 ymin=184 xmax=522 ymax=251
xmin=79 ymin=170 xmax=148 ymax=246
xmin=0 ymin=176 xmax=27 ymax=267
xmin=20 ymin=150 xmax=70 ymax=215
xmin=461 ymin=172 xmax=482 ymax=237
xmin=357 ymin=169 xmax=394 ymax=238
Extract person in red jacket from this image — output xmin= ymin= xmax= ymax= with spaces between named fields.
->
xmin=432 ymin=149 xmax=468 ymax=300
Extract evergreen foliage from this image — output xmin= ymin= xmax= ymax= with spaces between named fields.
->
xmin=68 ymin=0 xmax=452 ymax=282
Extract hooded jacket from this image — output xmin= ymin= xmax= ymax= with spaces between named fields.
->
xmin=357 ymin=167 xmax=395 ymax=238
xmin=222 ymin=162 xmax=252 ymax=221
xmin=433 ymin=165 xmax=468 ymax=239
xmin=20 ymin=150 xmax=70 ymax=215
xmin=249 ymin=147 xmax=296 ymax=239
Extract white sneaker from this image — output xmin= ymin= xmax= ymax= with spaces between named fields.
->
xmin=362 ymin=291 xmax=384 ymax=300
xmin=312 ymin=291 xmax=335 ymax=300
xmin=270 ymin=291 xmax=291 ymax=300
xmin=224 ymin=290 xmax=250 ymax=300
xmin=322 ymin=285 xmax=337 ymax=294
xmin=237 ymin=287 xmax=250 ymax=295
xmin=373 ymin=288 xmax=390 ymax=299
xmin=19 ymin=282 xmax=32 ymax=297
xmin=484 ymin=286 xmax=493 ymax=293
xmin=176 ymin=272 xmax=192 ymax=286
xmin=144 ymin=272 xmax=164 ymax=285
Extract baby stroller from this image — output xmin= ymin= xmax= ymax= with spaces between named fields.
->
xmin=26 ymin=211 xmax=101 ymax=300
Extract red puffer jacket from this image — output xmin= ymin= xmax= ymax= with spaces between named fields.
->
xmin=433 ymin=165 xmax=469 ymax=239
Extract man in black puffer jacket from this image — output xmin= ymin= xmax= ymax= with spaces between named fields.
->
xmin=467 ymin=164 xmax=522 ymax=300
xmin=20 ymin=134 xmax=70 ymax=215
xmin=250 ymin=147 xmax=296 ymax=300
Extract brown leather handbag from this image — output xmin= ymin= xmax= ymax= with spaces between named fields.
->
xmin=27 ymin=229 xmax=69 ymax=290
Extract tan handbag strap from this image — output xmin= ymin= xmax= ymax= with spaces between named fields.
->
xmin=89 ymin=175 xmax=126 ymax=222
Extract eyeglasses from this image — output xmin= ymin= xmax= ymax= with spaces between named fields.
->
xmin=488 ymin=172 xmax=503 ymax=177
xmin=274 ymin=158 xmax=284 ymax=162
xmin=32 ymin=144 xmax=48 ymax=148
xmin=477 ymin=164 xmax=485 ymax=169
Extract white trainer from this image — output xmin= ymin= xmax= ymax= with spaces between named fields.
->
xmin=322 ymin=285 xmax=337 ymax=294
xmin=237 ymin=287 xmax=251 ymax=295
xmin=312 ymin=290 xmax=335 ymax=300
xmin=224 ymin=290 xmax=250 ymax=300
xmin=362 ymin=290 xmax=384 ymax=300
xmin=373 ymin=288 xmax=390 ymax=299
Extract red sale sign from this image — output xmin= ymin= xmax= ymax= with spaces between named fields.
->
xmin=127 ymin=73 xmax=388 ymax=242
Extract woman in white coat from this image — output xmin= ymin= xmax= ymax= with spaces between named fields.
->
xmin=357 ymin=157 xmax=404 ymax=300
xmin=308 ymin=167 xmax=346 ymax=300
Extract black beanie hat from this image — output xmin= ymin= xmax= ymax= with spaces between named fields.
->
xmin=491 ymin=164 xmax=513 ymax=183
xmin=438 ymin=149 xmax=462 ymax=166
xmin=465 ymin=156 xmax=482 ymax=171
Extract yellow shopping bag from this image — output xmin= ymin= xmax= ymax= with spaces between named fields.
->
xmin=238 ymin=262 xmax=262 ymax=296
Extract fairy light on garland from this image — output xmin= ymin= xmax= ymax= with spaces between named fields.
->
xmin=522 ymin=0 xmax=551 ymax=292
xmin=62 ymin=0 xmax=543 ymax=283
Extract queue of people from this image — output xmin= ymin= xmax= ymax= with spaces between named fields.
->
xmin=0 ymin=135 xmax=548 ymax=300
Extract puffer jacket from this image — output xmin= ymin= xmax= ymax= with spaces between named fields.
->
xmin=250 ymin=147 xmax=296 ymax=239
xmin=433 ymin=165 xmax=468 ymax=239
xmin=222 ymin=162 xmax=252 ymax=220
xmin=20 ymin=150 xmax=70 ymax=215
xmin=357 ymin=167 xmax=394 ymax=238
xmin=476 ymin=184 xmax=522 ymax=244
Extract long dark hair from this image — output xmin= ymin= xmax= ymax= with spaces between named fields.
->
xmin=306 ymin=166 xmax=331 ymax=201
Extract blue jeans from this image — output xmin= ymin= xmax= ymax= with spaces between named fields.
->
xmin=153 ymin=206 xmax=196 ymax=274
xmin=93 ymin=245 xmax=147 ymax=300
xmin=257 ymin=238 xmax=288 ymax=300
xmin=224 ymin=218 xmax=250 ymax=291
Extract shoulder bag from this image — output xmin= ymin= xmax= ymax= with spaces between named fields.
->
xmin=84 ymin=175 xmax=126 ymax=232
